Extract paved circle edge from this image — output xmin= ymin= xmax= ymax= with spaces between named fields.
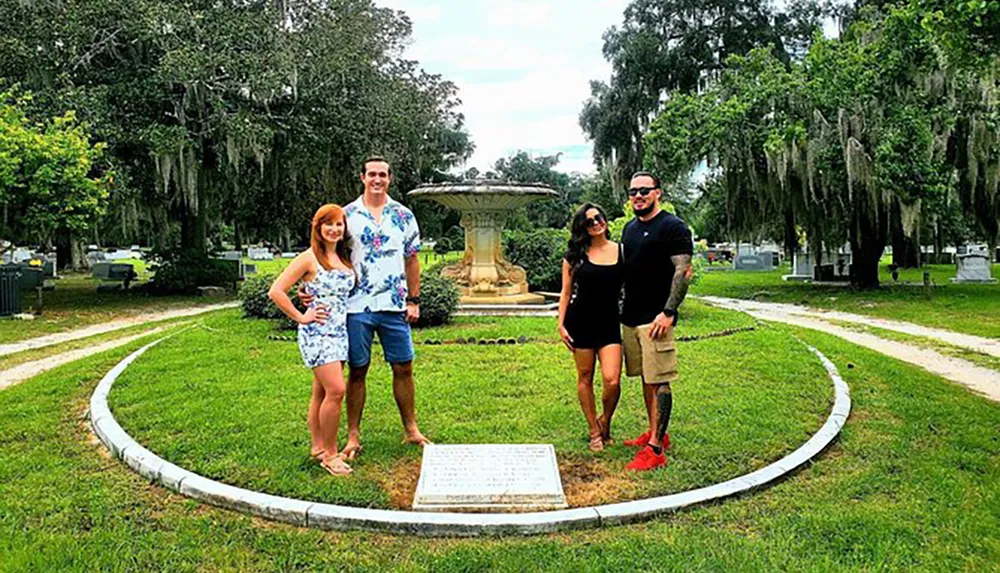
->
xmin=89 ymin=336 xmax=851 ymax=536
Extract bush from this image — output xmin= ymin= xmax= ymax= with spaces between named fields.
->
xmin=148 ymin=249 xmax=239 ymax=294
xmin=241 ymin=268 xmax=457 ymax=329
xmin=415 ymin=269 xmax=459 ymax=328
xmin=502 ymin=228 xmax=569 ymax=292
xmin=238 ymin=273 xmax=299 ymax=329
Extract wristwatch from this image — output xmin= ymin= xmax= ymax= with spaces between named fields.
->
xmin=406 ymin=295 xmax=421 ymax=305
xmin=662 ymin=308 xmax=678 ymax=326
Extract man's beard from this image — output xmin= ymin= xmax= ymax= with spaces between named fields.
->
xmin=633 ymin=202 xmax=655 ymax=217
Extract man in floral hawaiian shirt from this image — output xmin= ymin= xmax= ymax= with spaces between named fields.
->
xmin=300 ymin=156 xmax=431 ymax=459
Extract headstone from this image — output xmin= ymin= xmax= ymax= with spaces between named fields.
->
xmin=412 ymin=444 xmax=568 ymax=512
xmin=734 ymin=254 xmax=771 ymax=271
xmin=248 ymin=247 xmax=273 ymax=261
xmin=92 ymin=262 xmax=136 ymax=283
xmin=281 ymin=252 xmax=297 ymax=259
xmin=197 ymin=286 xmax=227 ymax=297
xmin=244 ymin=263 xmax=257 ymax=275
xmin=220 ymin=250 xmax=242 ymax=261
xmin=783 ymin=250 xmax=813 ymax=281
xmin=86 ymin=251 xmax=106 ymax=265
xmin=950 ymin=253 xmax=996 ymax=284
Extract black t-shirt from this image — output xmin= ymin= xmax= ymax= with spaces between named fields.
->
xmin=621 ymin=210 xmax=693 ymax=326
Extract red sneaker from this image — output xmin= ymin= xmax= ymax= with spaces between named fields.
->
xmin=624 ymin=431 xmax=671 ymax=450
xmin=625 ymin=446 xmax=667 ymax=471
xmin=624 ymin=431 xmax=650 ymax=448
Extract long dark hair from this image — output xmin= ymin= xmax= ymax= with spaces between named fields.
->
xmin=565 ymin=202 xmax=610 ymax=275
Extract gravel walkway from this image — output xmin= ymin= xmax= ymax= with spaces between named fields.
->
xmin=0 ymin=302 xmax=237 ymax=357
xmin=699 ymin=296 xmax=1000 ymax=402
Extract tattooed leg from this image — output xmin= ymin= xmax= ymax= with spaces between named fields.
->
xmin=648 ymin=383 xmax=672 ymax=454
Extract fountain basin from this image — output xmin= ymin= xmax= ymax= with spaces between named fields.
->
xmin=409 ymin=180 xmax=558 ymax=305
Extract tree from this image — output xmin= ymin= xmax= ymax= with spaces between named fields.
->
xmin=0 ymin=90 xmax=109 ymax=266
xmin=580 ymin=0 xmax=828 ymax=191
xmin=644 ymin=1 xmax=991 ymax=288
xmin=0 ymin=0 xmax=473 ymax=257
xmin=492 ymin=152 xmax=581 ymax=230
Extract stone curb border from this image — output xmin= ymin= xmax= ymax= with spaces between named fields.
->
xmin=90 ymin=337 xmax=850 ymax=537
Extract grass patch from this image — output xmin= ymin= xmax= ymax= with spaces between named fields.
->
xmin=1 ymin=314 xmax=999 ymax=569
xmin=0 ymin=273 xmax=226 ymax=345
xmin=109 ymin=308 xmax=825 ymax=508
xmin=0 ymin=309 xmax=235 ymax=371
xmin=694 ymin=261 xmax=1000 ymax=338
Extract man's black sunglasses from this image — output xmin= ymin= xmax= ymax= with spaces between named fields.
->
xmin=627 ymin=186 xmax=656 ymax=197
xmin=585 ymin=213 xmax=607 ymax=228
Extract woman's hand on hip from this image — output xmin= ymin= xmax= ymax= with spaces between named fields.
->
xmin=300 ymin=304 xmax=329 ymax=325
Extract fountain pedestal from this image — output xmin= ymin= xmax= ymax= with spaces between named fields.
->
xmin=408 ymin=181 xmax=557 ymax=305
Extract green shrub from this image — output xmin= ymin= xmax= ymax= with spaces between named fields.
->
xmin=241 ymin=268 xmax=458 ymax=329
xmin=502 ymin=228 xmax=569 ymax=292
xmin=415 ymin=270 xmax=459 ymax=328
xmin=238 ymin=273 xmax=299 ymax=329
xmin=148 ymin=249 xmax=239 ymax=293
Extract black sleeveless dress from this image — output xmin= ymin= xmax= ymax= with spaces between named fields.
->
xmin=564 ymin=245 xmax=625 ymax=349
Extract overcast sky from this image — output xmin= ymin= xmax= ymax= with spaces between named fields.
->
xmin=376 ymin=0 xmax=629 ymax=175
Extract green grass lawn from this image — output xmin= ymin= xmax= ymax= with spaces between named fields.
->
xmin=0 ymin=273 xmax=228 ymax=345
xmin=694 ymin=260 xmax=1000 ymax=338
xmin=1 ymin=309 xmax=999 ymax=570
xmin=109 ymin=305 xmax=818 ymax=508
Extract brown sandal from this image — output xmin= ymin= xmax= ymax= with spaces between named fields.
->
xmin=319 ymin=455 xmax=353 ymax=476
xmin=589 ymin=434 xmax=604 ymax=452
xmin=597 ymin=417 xmax=613 ymax=445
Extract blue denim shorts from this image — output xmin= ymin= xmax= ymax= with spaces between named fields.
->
xmin=347 ymin=311 xmax=415 ymax=368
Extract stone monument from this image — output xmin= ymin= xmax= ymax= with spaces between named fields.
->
xmin=408 ymin=180 xmax=557 ymax=305
xmin=783 ymin=250 xmax=814 ymax=281
xmin=950 ymin=253 xmax=997 ymax=283
xmin=412 ymin=444 xmax=568 ymax=512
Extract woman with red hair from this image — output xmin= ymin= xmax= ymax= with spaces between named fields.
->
xmin=269 ymin=204 xmax=356 ymax=476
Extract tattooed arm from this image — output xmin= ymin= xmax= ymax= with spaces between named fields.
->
xmin=664 ymin=253 xmax=693 ymax=313
xmin=649 ymin=253 xmax=693 ymax=339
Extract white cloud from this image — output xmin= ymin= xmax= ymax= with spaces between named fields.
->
xmin=376 ymin=0 xmax=628 ymax=175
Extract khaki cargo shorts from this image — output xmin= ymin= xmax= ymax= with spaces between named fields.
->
xmin=622 ymin=324 xmax=679 ymax=384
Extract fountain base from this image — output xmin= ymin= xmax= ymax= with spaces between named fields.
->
xmin=457 ymin=291 xmax=548 ymax=305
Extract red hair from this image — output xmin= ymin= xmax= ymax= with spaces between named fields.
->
xmin=310 ymin=204 xmax=352 ymax=271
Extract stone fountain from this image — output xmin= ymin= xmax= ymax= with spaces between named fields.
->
xmin=408 ymin=180 xmax=557 ymax=305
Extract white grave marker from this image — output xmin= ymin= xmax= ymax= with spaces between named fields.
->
xmin=412 ymin=444 xmax=568 ymax=512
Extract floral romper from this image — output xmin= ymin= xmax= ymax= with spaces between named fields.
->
xmin=297 ymin=266 xmax=355 ymax=368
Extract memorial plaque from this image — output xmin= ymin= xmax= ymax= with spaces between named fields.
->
xmin=412 ymin=444 xmax=568 ymax=512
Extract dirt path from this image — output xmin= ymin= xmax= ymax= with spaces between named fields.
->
xmin=0 ymin=302 xmax=237 ymax=357
xmin=0 ymin=325 xmax=179 ymax=391
xmin=699 ymin=296 xmax=1000 ymax=403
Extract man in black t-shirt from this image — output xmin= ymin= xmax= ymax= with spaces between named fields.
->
xmin=619 ymin=171 xmax=693 ymax=471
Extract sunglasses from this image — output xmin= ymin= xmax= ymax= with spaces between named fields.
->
xmin=627 ymin=186 xmax=656 ymax=197
xmin=585 ymin=213 xmax=607 ymax=228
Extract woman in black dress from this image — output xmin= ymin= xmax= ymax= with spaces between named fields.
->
xmin=558 ymin=203 xmax=624 ymax=451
